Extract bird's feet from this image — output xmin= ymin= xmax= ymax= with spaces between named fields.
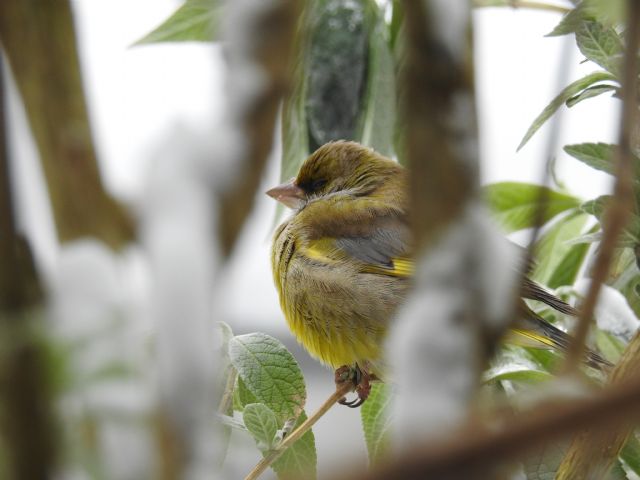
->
xmin=334 ymin=364 xmax=376 ymax=408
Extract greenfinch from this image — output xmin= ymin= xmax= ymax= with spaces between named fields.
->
xmin=267 ymin=141 xmax=610 ymax=406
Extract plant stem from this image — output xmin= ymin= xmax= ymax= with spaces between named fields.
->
xmin=244 ymin=382 xmax=353 ymax=480
xmin=472 ymin=0 xmax=570 ymax=13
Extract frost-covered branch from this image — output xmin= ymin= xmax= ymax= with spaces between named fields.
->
xmin=389 ymin=0 xmax=517 ymax=448
xmin=142 ymin=0 xmax=300 ymax=477
xmin=217 ymin=0 xmax=301 ymax=255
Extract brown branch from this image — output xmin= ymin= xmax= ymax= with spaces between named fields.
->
xmin=0 ymin=0 xmax=134 ymax=250
xmin=402 ymin=0 xmax=477 ymax=245
xmin=0 ymin=55 xmax=56 ymax=480
xmin=218 ymin=0 xmax=301 ymax=255
xmin=340 ymin=376 xmax=640 ymax=480
xmin=556 ymin=331 xmax=640 ymax=479
xmin=244 ymin=382 xmax=353 ymax=480
xmin=563 ymin=0 xmax=639 ymax=374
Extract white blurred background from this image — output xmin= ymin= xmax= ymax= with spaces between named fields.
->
xmin=5 ymin=1 xmax=618 ymax=477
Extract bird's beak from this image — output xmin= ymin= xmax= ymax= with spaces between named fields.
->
xmin=266 ymin=178 xmax=305 ymax=209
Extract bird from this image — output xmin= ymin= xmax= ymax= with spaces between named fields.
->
xmin=267 ymin=140 xmax=611 ymax=407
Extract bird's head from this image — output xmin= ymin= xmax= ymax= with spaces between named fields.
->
xmin=266 ymin=141 xmax=400 ymax=209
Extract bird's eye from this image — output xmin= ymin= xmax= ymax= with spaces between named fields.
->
xmin=310 ymin=179 xmax=327 ymax=191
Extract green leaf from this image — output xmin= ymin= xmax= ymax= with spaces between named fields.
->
xmin=361 ymin=383 xmax=392 ymax=466
xmin=575 ymin=21 xmax=623 ymax=76
xmin=546 ymin=4 xmax=597 ymax=37
xmin=517 ymin=71 xmax=616 ymax=151
xmin=565 ymin=143 xmax=640 ymax=180
xmin=234 ymin=375 xmax=258 ymax=411
xmin=621 ymin=434 xmax=640 ymax=477
xmin=305 ymin=0 xmax=370 ymax=149
xmin=271 ymin=412 xmax=317 ymax=480
xmin=358 ymin=2 xmax=396 ymax=157
xmin=532 ymin=212 xmax=588 ymax=286
xmin=133 ymin=0 xmax=220 ymax=45
xmin=566 ymin=84 xmax=617 ymax=107
xmin=523 ymin=439 xmax=570 ymax=480
xmin=243 ymin=403 xmax=279 ymax=452
xmin=595 ymin=330 xmax=626 ymax=364
xmin=484 ymin=182 xmax=581 ymax=233
xmin=546 ymin=236 xmax=591 ymax=289
xmin=581 ymin=196 xmax=640 ymax=246
xmin=483 ymin=368 xmax=553 ymax=385
xmin=525 ymin=348 xmax=562 ymax=372
xmin=564 ymin=142 xmax=615 ymax=175
xmin=581 ymin=195 xmax=610 ymax=220
xmin=229 ymin=333 xmax=306 ymax=422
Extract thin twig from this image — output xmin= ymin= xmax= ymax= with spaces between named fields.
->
xmin=244 ymin=382 xmax=353 ymax=480
xmin=563 ymin=0 xmax=639 ymax=374
xmin=472 ymin=0 xmax=570 ymax=13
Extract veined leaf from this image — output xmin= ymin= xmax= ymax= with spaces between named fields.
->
xmin=361 ymin=383 xmax=392 ymax=466
xmin=564 ymin=142 xmax=615 ymax=175
xmin=484 ymin=182 xmax=580 ymax=233
xmin=565 ymin=142 xmax=640 ymax=180
xmin=532 ymin=212 xmax=588 ymax=286
xmin=133 ymin=0 xmax=220 ymax=45
xmin=271 ymin=412 xmax=317 ymax=480
xmin=243 ymin=403 xmax=279 ymax=452
xmin=575 ymin=21 xmax=623 ymax=76
xmin=233 ymin=375 xmax=258 ymax=412
xmin=581 ymin=196 xmax=640 ymax=246
xmin=229 ymin=333 xmax=316 ymax=479
xmin=517 ymin=71 xmax=615 ymax=151
xmin=523 ymin=440 xmax=570 ymax=480
xmin=229 ymin=333 xmax=306 ymax=422
xmin=565 ymin=84 xmax=617 ymax=107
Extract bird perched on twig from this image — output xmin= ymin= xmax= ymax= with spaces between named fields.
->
xmin=267 ymin=141 xmax=611 ymax=407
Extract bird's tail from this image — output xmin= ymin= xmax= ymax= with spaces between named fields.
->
xmin=510 ymin=307 xmax=613 ymax=371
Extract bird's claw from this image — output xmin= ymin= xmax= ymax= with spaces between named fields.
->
xmin=334 ymin=364 xmax=373 ymax=408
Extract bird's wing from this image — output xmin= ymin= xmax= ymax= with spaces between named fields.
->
xmin=301 ymin=211 xmax=414 ymax=279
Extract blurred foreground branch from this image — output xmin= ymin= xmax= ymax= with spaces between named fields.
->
xmin=344 ymin=375 xmax=640 ymax=480
xmin=218 ymin=0 xmax=301 ymax=255
xmin=556 ymin=332 xmax=640 ymax=479
xmin=0 ymin=0 xmax=133 ymax=249
xmin=0 ymin=57 xmax=55 ymax=480
xmin=388 ymin=0 xmax=517 ymax=449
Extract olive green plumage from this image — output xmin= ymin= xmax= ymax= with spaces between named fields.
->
xmin=268 ymin=140 xmax=611 ymax=376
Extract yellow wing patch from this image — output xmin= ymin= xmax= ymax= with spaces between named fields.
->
xmin=506 ymin=328 xmax=555 ymax=349
xmin=303 ymin=237 xmax=413 ymax=278
xmin=361 ymin=257 xmax=413 ymax=278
